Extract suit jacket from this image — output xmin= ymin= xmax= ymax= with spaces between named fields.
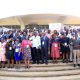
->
xmin=41 ymin=36 xmax=49 ymax=50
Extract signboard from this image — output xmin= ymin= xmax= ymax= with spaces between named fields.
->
xmin=49 ymin=23 xmax=62 ymax=31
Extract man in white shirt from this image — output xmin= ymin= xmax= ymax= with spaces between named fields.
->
xmin=29 ymin=32 xmax=41 ymax=64
xmin=77 ymin=31 xmax=80 ymax=40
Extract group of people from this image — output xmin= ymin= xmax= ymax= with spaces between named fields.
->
xmin=0 ymin=28 xmax=80 ymax=69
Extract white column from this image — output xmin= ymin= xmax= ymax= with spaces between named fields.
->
xmin=21 ymin=24 xmax=25 ymax=30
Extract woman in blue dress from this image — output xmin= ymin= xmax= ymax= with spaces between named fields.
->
xmin=14 ymin=38 xmax=22 ymax=68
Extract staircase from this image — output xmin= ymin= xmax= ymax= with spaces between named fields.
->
xmin=0 ymin=63 xmax=80 ymax=80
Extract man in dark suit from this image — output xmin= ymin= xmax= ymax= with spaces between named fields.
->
xmin=41 ymin=32 xmax=49 ymax=64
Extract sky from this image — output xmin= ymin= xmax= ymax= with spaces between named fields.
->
xmin=0 ymin=0 xmax=80 ymax=19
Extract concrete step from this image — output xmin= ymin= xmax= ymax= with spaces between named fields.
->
xmin=0 ymin=66 xmax=79 ymax=72
xmin=0 ymin=63 xmax=79 ymax=78
xmin=21 ymin=63 xmax=73 ymax=67
xmin=0 ymin=69 xmax=80 ymax=77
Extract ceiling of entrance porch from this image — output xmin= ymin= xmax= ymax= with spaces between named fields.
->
xmin=20 ymin=14 xmax=80 ymax=25
xmin=0 ymin=14 xmax=80 ymax=25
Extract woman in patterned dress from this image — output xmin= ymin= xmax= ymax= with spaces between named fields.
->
xmin=14 ymin=38 xmax=22 ymax=68
xmin=0 ymin=38 xmax=6 ymax=68
xmin=22 ymin=35 xmax=32 ymax=68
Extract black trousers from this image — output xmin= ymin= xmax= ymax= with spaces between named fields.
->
xmin=41 ymin=47 xmax=48 ymax=64
xmin=31 ymin=47 xmax=41 ymax=64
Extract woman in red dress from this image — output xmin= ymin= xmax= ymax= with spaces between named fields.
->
xmin=51 ymin=34 xmax=60 ymax=63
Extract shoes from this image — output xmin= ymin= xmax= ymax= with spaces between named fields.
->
xmin=66 ymin=60 xmax=69 ymax=63
xmin=37 ymin=61 xmax=40 ymax=64
xmin=0 ymin=65 xmax=2 ymax=68
xmin=2 ymin=66 xmax=5 ymax=68
xmin=45 ymin=63 xmax=48 ymax=65
xmin=32 ymin=62 xmax=36 ymax=64
xmin=25 ymin=66 xmax=30 ymax=69
xmin=37 ymin=63 xmax=39 ymax=64
xmin=7 ymin=65 xmax=10 ymax=68
xmin=63 ymin=60 xmax=65 ymax=63
xmin=2 ymin=64 xmax=5 ymax=68
xmin=73 ymin=64 xmax=76 ymax=67
xmin=55 ymin=60 xmax=58 ymax=63
xmin=41 ymin=62 xmax=44 ymax=64
xmin=78 ymin=64 xmax=80 ymax=67
xmin=11 ymin=65 xmax=14 ymax=68
xmin=69 ymin=61 xmax=73 ymax=63
xmin=27 ymin=66 xmax=30 ymax=69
